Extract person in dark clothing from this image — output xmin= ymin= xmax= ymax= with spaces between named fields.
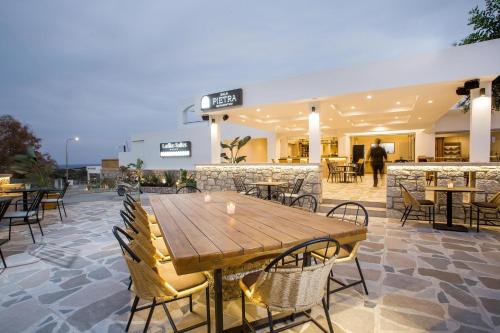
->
xmin=368 ymin=138 xmax=387 ymax=187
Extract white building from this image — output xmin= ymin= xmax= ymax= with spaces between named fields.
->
xmin=120 ymin=39 xmax=500 ymax=170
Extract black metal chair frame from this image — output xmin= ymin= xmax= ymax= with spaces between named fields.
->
xmin=42 ymin=182 xmax=69 ymax=221
xmin=123 ymin=199 xmax=136 ymax=219
xmin=0 ymin=199 xmax=12 ymax=268
xmin=290 ymin=194 xmax=318 ymax=213
xmin=275 ymin=178 xmax=304 ymax=205
xmin=125 ymin=193 xmax=137 ymax=204
xmin=2 ymin=190 xmax=45 ymax=244
xmin=470 ymin=196 xmax=500 ymax=233
xmin=112 ymin=226 xmax=210 ymax=333
xmin=241 ymin=237 xmax=339 ymax=333
xmin=324 ymin=202 xmax=369 ymax=301
xmin=399 ymin=184 xmax=435 ymax=227
xmin=233 ymin=177 xmax=261 ymax=198
xmin=327 ymin=162 xmax=342 ymax=183
xmin=120 ymin=209 xmax=139 ymax=234
xmin=175 ymin=185 xmax=201 ymax=194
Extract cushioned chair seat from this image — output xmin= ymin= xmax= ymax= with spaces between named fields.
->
xmin=241 ymin=270 xmax=261 ymax=290
xmin=156 ymin=263 xmax=206 ymax=292
xmin=41 ymin=198 xmax=61 ymax=203
xmin=153 ymin=237 xmax=170 ymax=258
xmin=150 ymin=223 xmax=162 ymax=237
xmin=417 ymin=199 xmax=434 ymax=206
xmin=471 ymin=201 xmax=498 ymax=209
xmin=3 ymin=210 xmax=37 ymax=218
xmin=313 ymin=244 xmax=351 ymax=260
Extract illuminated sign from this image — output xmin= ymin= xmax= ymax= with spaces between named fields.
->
xmin=160 ymin=141 xmax=191 ymax=157
xmin=201 ymin=88 xmax=243 ymax=110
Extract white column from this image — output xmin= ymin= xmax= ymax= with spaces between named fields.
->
xmin=279 ymin=137 xmax=288 ymax=158
xmin=308 ymin=107 xmax=321 ymax=163
xmin=338 ymin=134 xmax=351 ymax=160
xmin=470 ymin=82 xmax=492 ymax=162
xmin=210 ymin=117 xmax=221 ymax=164
xmin=415 ymin=130 xmax=435 ymax=161
xmin=266 ymin=135 xmax=276 ymax=162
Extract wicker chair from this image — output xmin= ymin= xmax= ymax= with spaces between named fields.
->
xmin=2 ymin=190 xmax=45 ymax=243
xmin=312 ymin=202 xmax=369 ymax=307
xmin=240 ymin=237 xmax=340 ymax=333
xmin=130 ymin=204 xmax=170 ymax=260
xmin=176 ymin=186 xmax=201 ymax=194
xmin=290 ymin=194 xmax=318 ymax=213
xmin=471 ymin=192 xmax=500 ymax=232
xmin=400 ymin=183 xmax=435 ymax=227
xmin=327 ymin=162 xmax=342 ymax=183
xmin=113 ymin=226 xmax=210 ymax=333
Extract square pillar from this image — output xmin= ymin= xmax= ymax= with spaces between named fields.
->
xmin=210 ymin=117 xmax=221 ymax=164
xmin=338 ymin=135 xmax=351 ymax=160
xmin=470 ymin=82 xmax=492 ymax=162
xmin=279 ymin=137 xmax=288 ymax=158
xmin=415 ymin=130 xmax=435 ymax=162
xmin=308 ymin=107 xmax=321 ymax=163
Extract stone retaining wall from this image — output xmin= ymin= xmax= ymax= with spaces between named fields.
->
xmin=386 ymin=163 xmax=500 ymax=218
xmin=195 ymin=164 xmax=323 ymax=202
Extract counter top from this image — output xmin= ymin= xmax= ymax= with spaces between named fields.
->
xmin=387 ymin=162 xmax=500 ymax=167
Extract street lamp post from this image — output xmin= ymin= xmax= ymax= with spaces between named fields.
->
xmin=65 ymin=137 xmax=79 ymax=181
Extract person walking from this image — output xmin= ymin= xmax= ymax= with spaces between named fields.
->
xmin=368 ymin=138 xmax=387 ymax=187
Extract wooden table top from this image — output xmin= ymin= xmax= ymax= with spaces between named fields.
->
xmin=249 ymin=181 xmax=287 ymax=186
xmin=150 ymin=192 xmax=367 ymax=275
xmin=425 ymin=186 xmax=483 ymax=193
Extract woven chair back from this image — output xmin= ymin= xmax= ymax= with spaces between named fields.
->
xmin=251 ymin=237 xmax=339 ymax=312
xmin=291 ymin=178 xmax=304 ymax=195
xmin=233 ymin=176 xmax=246 ymax=192
xmin=290 ymin=194 xmax=318 ymax=213
xmin=120 ymin=210 xmax=138 ymax=233
xmin=327 ymin=201 xmax=368 ymax=227
xmin=399 ymin=184 xmax=420 ymax=208
xmin=123 ymin=199 xmax=135 ymax=218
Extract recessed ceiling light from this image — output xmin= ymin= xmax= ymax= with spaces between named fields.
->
xmin=256 ymin=108 xmax=261 ymax=112
xmin=298 ymin=111 xmax=303 ymax=115
xmin=329 ymin=118 xmax=333 ymax=121
xmin=427 ymin=100 xmax=433 ymax=104
xmin=418 ymin=117 xmax=422 ymax=120
xmin=347 ymin=119 xmax=351 ymax=122
xmin=293 ymin=124 xmax=296 ymax=127
xmin=266 ymin=115 xmax=270 ymax=118
xmin=361 ymin=119 xmax=364 ymax=121
xmin=395 ymin=116 xmax=399 ymax=119
xmin=396 ymin=101 xmax=401 ymax=105
xmin=350 ymin=106 xmax=356 ymax=109
xmin=366 ymin=95 xmax=372 ymax=100
xmin=241 ymin=119 xmax=246 ymax=122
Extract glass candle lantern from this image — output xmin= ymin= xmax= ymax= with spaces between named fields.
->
xmin=447 ymin=180 xmax=454 ymax=189
xmin=204 ymin=193 xmax=212 ymax=203
xmin=226 ymin=201 xmax=236 ymax=214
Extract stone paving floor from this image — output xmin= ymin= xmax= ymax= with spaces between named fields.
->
xmin=0 ymin=196 xmax=499 ymax=333
xmin=322 ymin=176 xmax=387 ymax=203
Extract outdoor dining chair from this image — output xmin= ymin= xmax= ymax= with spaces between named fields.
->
xmin=176 ymin=185 xmax=201 ymax=194
xmin=289 ymin=194 xmax=318 ymax=213
xmin=41 ymin=182 xmax=69 ymax=221
xmin=399 ymin=183 xmax=435 ymax=227
xmin=327 ymin=162 xmax=342 ymax=183
xmin=471 ymin=191 xmax=500 ymax=232
xmin=312 ymin=202 xmax=369 ymax=307
xmin=0 ymin=198 xmax=13 ymax=268
xmin=232 ymin=176 xmax=261 ymax=197
xmin=273 ymin=178 xmax=304 ymax=205
xmin=240 ymin=237 xmax=339 ymax=333
xmin=2 ymin=190 xmax=45 ymax=243
xmin=113 ymin=226 xmax=210 ymax=333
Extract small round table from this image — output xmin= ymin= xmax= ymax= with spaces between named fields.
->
xmin=425 ymin=186 xmax=483 ymax=232
xmin=250 ymin=181 xmax=287 ymax=200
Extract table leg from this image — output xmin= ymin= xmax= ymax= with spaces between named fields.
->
xmin=214 ymin=269 xmax=223 ymax=333
xmin=267 ymin=185 xmax=271 ymax=200
xmin=23 ymin=192 xmax=28 ymax=211
xmin=434 ymin=191 xmax=468 ymax=232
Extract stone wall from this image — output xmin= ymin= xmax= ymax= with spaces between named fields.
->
xmin=386 ymin=163 xmax=500 ymax=218
xmin=195 ymin=164 xmax=323 ymax=202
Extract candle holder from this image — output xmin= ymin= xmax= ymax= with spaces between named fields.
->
xmin=226 ymin=201 xmax=236 ymax=214
xmin=204 ymin=193 xmax=212 ymax=203
xmin=447 ymin=180 xmax=454 ymax=189
xmin=267 ymin=177 xmax=272 ymax=182
xmin=25 ymin=184 xmax=31 ymax=190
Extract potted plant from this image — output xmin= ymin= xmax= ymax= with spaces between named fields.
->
xmin=220 ymin=136 xmax=251 ymax=163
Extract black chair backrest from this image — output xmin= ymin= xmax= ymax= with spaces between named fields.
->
xmin=120 ymin=210 xmax=138 ymax=234
xmin=176 ymin=185 xmax=201 ymax=194
xmin=123 ymin=199 xmax=136 ymax=218
xmin=265 ymin=237 xmax=340 ymax=271
xmin=125 ymin=193 xmax=136 ymax=204
xmin=59 ymin=182 xmax=70 ymax=197
xmin=28 ymin=191 xmax=46 ymax=213
xmin=290 ymin=194 xmax=318 ymax=213
xmin=233 ymin=177 xmax=246 ymax=192
xmin=327 ymin=201 xmax=368 ymax=227
xmin=0 ymin=199 xmax=12 ymax=220
xmin=112 ymin=226 xmax=141 ymax=262
xmin=291 ymin=178 xmax=304 ymax=194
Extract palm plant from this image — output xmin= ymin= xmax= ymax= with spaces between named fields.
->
xmin=11 ymin=146 xmax=55 ymax=187
xmin=220 ymin=136 xmax=251 ymax=163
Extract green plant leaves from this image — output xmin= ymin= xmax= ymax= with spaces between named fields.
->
xmin=235 ymin=156 xmax=247 ymax=163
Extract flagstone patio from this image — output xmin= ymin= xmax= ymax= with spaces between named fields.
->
xmin=0 ymin=196 xmax=499 ymax=332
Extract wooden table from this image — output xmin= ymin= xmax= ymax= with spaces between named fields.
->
xmin=150 ymin=192 xmax=367 ymax=333
xmin=249 ymin=181 xmax=287 ymax=200
xmin=337 ymin=165 xmax=355 ymax=183
xmin=425 ymin=186 xmax=483 ymax=232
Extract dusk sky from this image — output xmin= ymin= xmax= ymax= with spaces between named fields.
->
xmin=0 ymin=0 xmax=482 ymax=165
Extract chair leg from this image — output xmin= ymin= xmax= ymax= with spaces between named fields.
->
xmin=143 ymin=297 xmax=156 ymax=333
xmin=8 ymin=219 xmax=12 ymax=240
xmin=432 ymin=206 xmax=435 ymax=229
xmin=401 ymin=206 xmax=412 ymax=227
xmin=42 ymin=203 xmax=45 ymax=219
xmin=326 ymin=275 xmax=331 ymax=310
xmin=241 ymin=291 xmax=246 ymax=333
xmin=322 ymin=297 xmax=334 ymax=333
xmin=400 ymin=206 xmax=409 ymax=222
xmin=127 ymin=277 xmax=132 ymax=290
xmin=355 ymin=257 xmax=368 ymax=295
xmin=206 ymin=287 xmax=211 ymax=333
xmin=477 ymin=208 xmax=480 ymax=233
xmin=56 ymin=202 xmax=63 ymax=221
xmin=267 ymin=308 xmax=274 ymax=333
xmin=36 ymin=216 xmax=44 ymax=237
xmin=0 ymin=248 xmax=6 ymax=268
xmin=26 ymin=219 xmax=36 ymax=243
xmin=188 ymin=294 xmax=193 ymax=312
xmin=61 ymin=201 xmax=67 ymax=217
xmin=125 ymin=296 xmax=139 ymax=332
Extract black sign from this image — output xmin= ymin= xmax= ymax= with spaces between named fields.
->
xmin=160 ymin=141 xmax=191 ymax=157
xmin=201 ymin=88 xmax=243 ymax=110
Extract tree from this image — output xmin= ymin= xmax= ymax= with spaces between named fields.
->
xmin=457 ymin=0 xmax=500 ymax=112
xmin=0 ymin=115 xmax=41 ymax=172
xmin=457 ymin=0 xmax=500 ymax=46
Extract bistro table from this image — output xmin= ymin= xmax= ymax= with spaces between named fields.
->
xmin=249 ymin=181 xmax=287 ymax=200
xmin=150 ymin=192 xmax=367 ymax=333
xmin=3 ymin=188 xmax=53 ymax=211
xmin=425 ymin=186 xmax=483 ymax=232
xmin=337 ymin=165 xmax=355 ymax=183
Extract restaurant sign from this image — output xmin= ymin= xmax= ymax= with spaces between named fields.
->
xmin=201 ymin=88 xmax=243 ymax=110
xmin=160 ymin=141 xmax=191 ymax=157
